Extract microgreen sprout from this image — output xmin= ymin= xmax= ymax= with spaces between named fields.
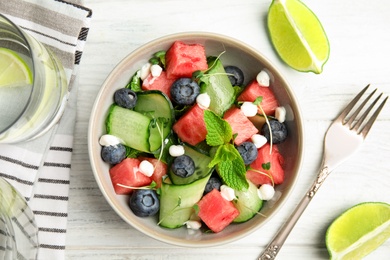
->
xmin=246 ymin=166 xmax=275 ymax=187
xmin=191 ymin=50 xmax=226 ymax=82
xmin=253 ymin=96 xmax=273 ymax=154
xmin=262 ymin=162 xmax=271 ymax=170
xmin=117 ymin=181 xmax=158 ymax=190
xmin=153 ymin=117 xmax=169 ymax=163
xmin=232 ymin=200 xmax=267 ymax=218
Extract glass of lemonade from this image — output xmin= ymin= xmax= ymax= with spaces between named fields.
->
xmin=0 ymin=177 xmax=39 ymax=260
xmin=0 ymin=13 xmax=68 ymax=143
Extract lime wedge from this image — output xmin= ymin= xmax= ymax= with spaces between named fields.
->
xmin=0 ymin=47 xmax=33 ymax=87
xmin=326 ymin=202 xmax=390 ymax=260
xmin=267 ymin=0 xmax=330 ymax=73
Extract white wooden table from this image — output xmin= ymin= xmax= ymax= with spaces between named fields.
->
xmin=66 ymin=0 xmax=390 ymax=259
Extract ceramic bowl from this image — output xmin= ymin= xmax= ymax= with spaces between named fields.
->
xmin=88 ymin=32 xmax=304 ymax=247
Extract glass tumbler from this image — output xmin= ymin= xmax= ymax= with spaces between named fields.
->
xmin=0 ymin=177 xmax=39 ymax=260
xmin=0 ymin=13 xmax=68 ymax=143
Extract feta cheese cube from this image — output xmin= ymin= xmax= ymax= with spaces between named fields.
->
xmin=220 ymin=185 xmax=236 ymax=201
xmin=257 ymin=184 xmax=275 ymax=200
xmin=184 ymin=220 xmax=202 ymax=230
xmin=140 ymin=63 xmax=152 ymax=80
xmin=275 ymin=106 xmax=286 ymax=123
xmin=241 ymin=101 xmax=258 ymax=117
xmin=256 ymin=70 xmax=270 ymax=87
xmin=196 ymin=93 xmax=211 ymax=109
xmin=169 ymin=145 xmax=185 ymax=157
xmin=251 ymin=134 xmax=268 ymax=148
xmin=99 ymin=134 xmax=123 ymax=146
xmin=150 ymin=64 xmax=163 ymax=77
xmin=139 ymin=160 xmax=154 ymax=177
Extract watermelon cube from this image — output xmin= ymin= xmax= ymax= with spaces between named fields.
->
xmin=246 ymin=143 xmax=285 ymax=185
xmin=223 ymin=107 xmax=259 ymax=145
xmin=109 ymin=158 xmax=152 ymax=194
xmin=141 ymin=71 xmax=177 ymax=99
xmin=197 ymin=189 xmax=239 ymax=233
xmin=165 ymin=41 xmax=208 ymax=79
xmin=138 ymin=157 xmax=168 ymax=188
xmin=172 ymin=104 xmax=207 ymax=146
xmin=237 ymin=80 xmax=279 ymax=115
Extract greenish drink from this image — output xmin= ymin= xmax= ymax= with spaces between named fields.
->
xmin=0 ymin=13 xmax=68 ymax=143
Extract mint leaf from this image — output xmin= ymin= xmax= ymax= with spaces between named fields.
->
xmin=208 ymin=144 xmax=238 ymax=168
xmin=217 ymin=158 xmax=248 ymax=190
xmin=212 ymin=143 xmax=248 ymax=190
xmin=203 ymin=110 xmax=248 ymax=191
xmin=204 ymin=110 xmax=232 ymax=146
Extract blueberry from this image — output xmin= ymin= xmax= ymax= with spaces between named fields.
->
xmin=171 ymin=155 xmax=195 ymax=178
xmin=170 ymin=78 xmax=200 ymax=105
xmin=114 ymin=88 xmax=137 ymax=109
xmin=224 ymin=66 xmax=244 ymax=86
xmin=236 ymin=142 xmax=258 ymax=165
xmin=204 ymin=175 xmax=223 ymax=195
xmin=129 ymin=189 xmax=160 ymax=217
xmin=101 ymin=144 xmax=126 ymax=164
xmin=261 ymin=119 xmax=288 ymax=144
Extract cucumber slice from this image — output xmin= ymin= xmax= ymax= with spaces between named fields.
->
xmin=233 ymin=180 xmax=263 ymax=223
xmin=200 ymin=57 xmax=235 ymax=116
xmin=106 ymin=105 xmax=151 ymax=152
xmin=134 ymin=91 xmax=174 ymax=153
xmin=159 ymin=174 xmax=211 ymax=228
xmin=168 ymin=144 xmax=214 ymax=185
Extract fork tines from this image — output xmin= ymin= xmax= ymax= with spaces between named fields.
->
xmin=339 ymin=84 xmax=388 ymax=137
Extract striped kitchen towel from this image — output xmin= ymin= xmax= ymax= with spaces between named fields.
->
xmin=0 ymin=0 xmax=91 ymax=259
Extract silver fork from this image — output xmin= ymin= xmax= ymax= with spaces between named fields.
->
xmin=258 ymin=85 xmax=388 ymax=260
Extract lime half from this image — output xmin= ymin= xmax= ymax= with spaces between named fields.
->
xmin=268 ymin=0 xmax=330 ymax=73
xmin=0 ymin=47 xmax=33 ymax=87
xmin=326 ymin=202 xmax=390 ymax=260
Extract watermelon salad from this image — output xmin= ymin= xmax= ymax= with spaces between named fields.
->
xmin=99 ymin=40 xmax=289 ymax=233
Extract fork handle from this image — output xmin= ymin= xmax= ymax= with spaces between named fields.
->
xmin=258 ymin=165 xmax=331 ymax=260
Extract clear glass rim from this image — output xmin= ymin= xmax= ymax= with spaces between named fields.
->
xmin=0 ymin=177 xmax=39 ymax=259
xmin=0 ymin=13 xmax=35 ymax=135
